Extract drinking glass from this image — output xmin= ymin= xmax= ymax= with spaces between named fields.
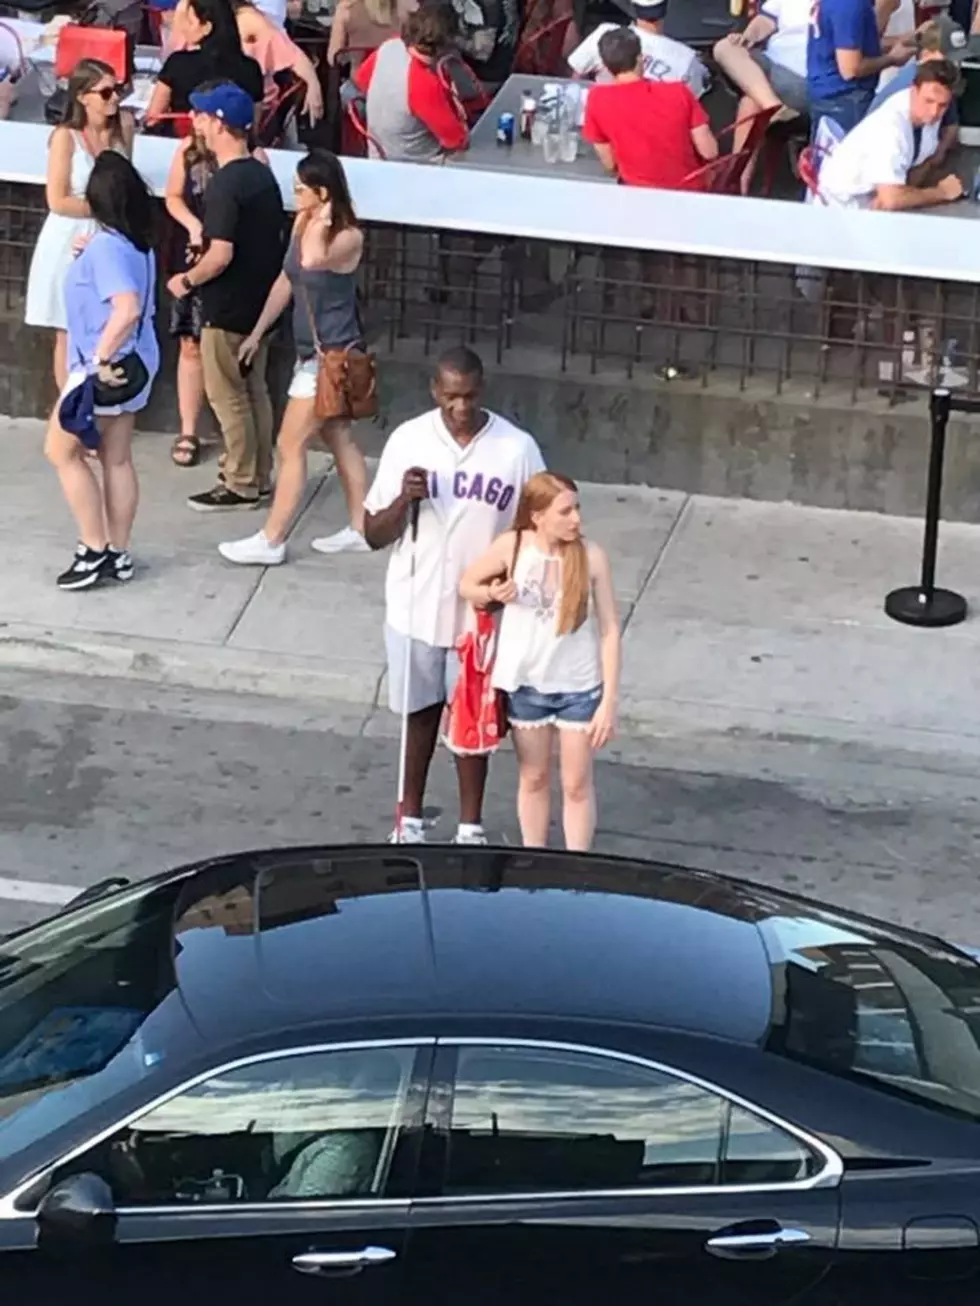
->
xmin=542 ymin=129 xmax=561 ymax=164
xmin=559 ymin=130 xmax=578 ymax=163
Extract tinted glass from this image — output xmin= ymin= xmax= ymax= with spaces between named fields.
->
xmin=0 ymin=881 xmax=187 ymax=1191
xmin=61 ymin=1045 xmax=416 ymax=1205
xmin=724 ymin=1104 xmax=816 ymax=1184
xmin=446 ymin=1047 xmax=816 ymax=1195
xmin=762 ymin=913 xmax=980 ymax=1123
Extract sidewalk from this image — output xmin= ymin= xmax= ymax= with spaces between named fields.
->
xmin=5 ymin=418 xmax=980 ymax=758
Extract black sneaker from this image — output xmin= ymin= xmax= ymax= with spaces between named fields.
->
xmin=57 ymin=544 xmax=110 ymax=591
xmin=188 ymin=485 xmax=261 ymax=513
xmin=107 ymin=547 xmax=134 ymax=582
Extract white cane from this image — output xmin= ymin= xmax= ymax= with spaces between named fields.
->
xmin=394 ymin=498 xmax=421 ymax=842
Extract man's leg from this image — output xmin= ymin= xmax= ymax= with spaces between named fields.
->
xmin=385 ymin=626 xmax=448 ymax=839
xmin=200 ymin=327 xmax=259 ymax=500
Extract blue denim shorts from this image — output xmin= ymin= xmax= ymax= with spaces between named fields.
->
xmin=507 ymin=684 xmax=603 ymax=730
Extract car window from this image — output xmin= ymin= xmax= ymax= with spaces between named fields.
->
xmin=57 ymin=1045 xmax=417 ymax=1206
xmin=444 ymin=1045 xmax=817 ymax=1196
xmin=761 ymin=913 xmax=980 ymax=1123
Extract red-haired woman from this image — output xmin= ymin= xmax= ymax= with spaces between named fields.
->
xmin=460 ymin=471 xmax=620 ymax=851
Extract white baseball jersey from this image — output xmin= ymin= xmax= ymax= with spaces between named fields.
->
xmin=567 ymin=23 xmax=708 ymax=96
xmin=364 ymin=408 xmax=546 ymax=649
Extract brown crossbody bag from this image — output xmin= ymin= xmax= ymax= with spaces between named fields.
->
xmin=300 ymin=283 xmax=378 ymax=423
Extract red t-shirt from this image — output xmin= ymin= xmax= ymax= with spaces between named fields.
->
xmin=583 ymin=79 xmax=709 ymax=190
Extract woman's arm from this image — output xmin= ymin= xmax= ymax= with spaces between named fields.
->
xmin=164 ymin=140 xmax=203 ymax=245
xmin=300 ymin=221 xmax=364 ymax=273
xmin=45 ymin=129 xmax=90 ymax=220
xmin=459 ymin=532 xmax=518 ymax=607
xmin=326 ymin=0 xmax=351 ymax=64
xmin=243 ymin=5 xmax=324 ymax=120
xmin=145 ymin=78 xmax=174 ymax=127
xmin=93 ymin=290 xmax=142 ymax=367
xmin=588 ymin=542 xmax=620 ymax=748
xmin=244 ymin=271 xmax=293 ymax=345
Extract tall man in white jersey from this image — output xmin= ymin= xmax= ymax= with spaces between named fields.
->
xmin=364 ymin=347 xmax=546 ymax=846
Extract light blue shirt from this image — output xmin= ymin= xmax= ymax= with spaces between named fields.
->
xmin=64 ymin=229 xmax=160 ymax=379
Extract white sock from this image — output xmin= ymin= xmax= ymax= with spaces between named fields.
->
xmin=456 ymin=822 xmax=484 ymax=839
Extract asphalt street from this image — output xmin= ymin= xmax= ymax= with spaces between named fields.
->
xmin=2 ymin=668 xmax=980 ymax=945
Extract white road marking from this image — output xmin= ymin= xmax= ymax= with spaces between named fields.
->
xmin=0 ymin=876 xmax=81 ymax=906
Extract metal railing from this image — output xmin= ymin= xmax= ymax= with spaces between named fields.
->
xmin=3 ymin=181 xmax=977 ymax=406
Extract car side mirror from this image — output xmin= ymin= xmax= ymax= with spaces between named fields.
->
xmin=36 ymin=1173 xmax=117 ymax=1250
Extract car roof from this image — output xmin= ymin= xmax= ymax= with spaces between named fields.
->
xmin=167 ymin=846 xmax=778 ymax=1046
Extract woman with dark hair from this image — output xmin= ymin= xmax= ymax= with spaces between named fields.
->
xmin=219 ymin=150 xmax=370 ymax=566
xmin=44 ymin=152 xmax=160 ymax=591
xmin=164 ymin=84 xmax=269 ymax=468
xmin=147 ymin=0 xmax=264 ymax=122
xmin=25 ymin=59 xmax=135 ymax=390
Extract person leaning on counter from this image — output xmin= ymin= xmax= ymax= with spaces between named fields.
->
xmin=145 ymin=0 xmax=263 ymax=123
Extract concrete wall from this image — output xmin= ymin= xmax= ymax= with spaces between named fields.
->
xmin=8 ymin=315 xmax=980 ymax=522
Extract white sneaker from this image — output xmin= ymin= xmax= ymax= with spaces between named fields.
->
xmin=453 ymin=827 xmax=489 ymax=846
xmin=387 ymin=822 xmax=426 ymax=845
xmin=311 ymin=527 xmax=370 ymax=555
xmin=218 ymin=531 xmax=286 ymax=567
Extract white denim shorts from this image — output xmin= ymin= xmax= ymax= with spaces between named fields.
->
xmin=288 ymin=357 xmax=318 ymax=401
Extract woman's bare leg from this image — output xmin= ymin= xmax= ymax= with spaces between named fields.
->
xmin=325 ymin=419 xmax=368 ymax=535
xmin=53 ymin=330 xmax=68 ymax=392
xmin=513 ymin=725 xmax=554 ymax=847
xmin=558 ymin=727 xmax=597 ymax=852
xmin=98 ymin=413 xmax=139 ymax=550
xmin=44 ymin=408 xmax=106 ymax=550
xmin=263 ymin=397 xmax=320 ymax=546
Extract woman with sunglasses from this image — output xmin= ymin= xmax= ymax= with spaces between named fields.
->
xmin=25 ymin=59 xmax=135 ymax=391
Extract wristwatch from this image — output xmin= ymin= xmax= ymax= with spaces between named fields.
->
xmin=181 ymin=274 xmax=194 ymax=294
xmin=92 ymin=355 xmax=104 ymax=369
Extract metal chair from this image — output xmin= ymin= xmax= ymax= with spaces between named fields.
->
xmin=513 ymin=12 xmax=574 ymax=75
xmin=681 ymin=150 xmax=752 ymax=194
xmin=797 ymin=144 xmax=828 ymax=203
xmin=257 ymin=71 xmax=305 ymax=147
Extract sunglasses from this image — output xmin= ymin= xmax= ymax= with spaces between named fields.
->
xmin=90 ymin=85 xmax=121 ymax=101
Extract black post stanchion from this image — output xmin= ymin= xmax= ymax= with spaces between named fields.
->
xmin=885 ymin=387 xmax=968 ymax=628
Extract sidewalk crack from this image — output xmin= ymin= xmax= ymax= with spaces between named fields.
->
xmin=224 ymin=570 xmax=267 ymax=646
xmin=620 ymin=493 xmax=692 ymax=635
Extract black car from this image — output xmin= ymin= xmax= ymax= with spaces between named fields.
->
xmin=1 ymin=845 xmax=980 ymax=1305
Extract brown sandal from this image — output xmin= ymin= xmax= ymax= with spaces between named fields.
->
xmin=171 ymin=434 xmax=201 ymax=468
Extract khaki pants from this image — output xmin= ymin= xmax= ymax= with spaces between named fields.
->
xmin=201 ymin=327 xmax=273 ymax=496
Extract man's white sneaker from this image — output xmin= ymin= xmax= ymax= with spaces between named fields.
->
xmin=387 ymin=822 xmax=426 ymax=845
xmin=218 ymin=531 xmax=286 ymax=566
xmin=311 ymin=527 xmax=370 ymax=555
xmin=453 ymin=827 xmax=489 ymax=846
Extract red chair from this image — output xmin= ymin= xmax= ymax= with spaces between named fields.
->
xmin=797 ymin=144 xmax=828 ymax=203
xmin=513 ymin=12 xmax=574 ymax=75
xmin=681 ymin=150 xmax=752 ymax=194
xmin=146 ymin=110 xmax=193 ymax=136
xmin=257 ymin=72 xmax=304 ymax=147
xmin=718 ymin=102 xmax=779 ymax=158
xmin=342 ymin=89 xmax=385 ymax=158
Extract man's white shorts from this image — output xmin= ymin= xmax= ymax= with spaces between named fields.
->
xmin=385 ymin=625 xmax=460 ymax=715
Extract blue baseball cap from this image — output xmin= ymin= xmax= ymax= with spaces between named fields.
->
xmin=188 ymin=81 xmax=255 ymax=130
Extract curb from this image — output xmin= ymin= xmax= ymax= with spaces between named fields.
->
xmin=0 ymin=625 xmax=385 ymax=710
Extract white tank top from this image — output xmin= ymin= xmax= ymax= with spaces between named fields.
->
xmin=491 ymin=538 xmax=602 ymax=695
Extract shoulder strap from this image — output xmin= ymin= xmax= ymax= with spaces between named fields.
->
xmin=299 ymin=281 xmax=322 ymax=355
xmin=508 ymin=528 xmax=521 ymax=577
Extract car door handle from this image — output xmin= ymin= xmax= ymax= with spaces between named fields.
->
xmin=292 ymin=1246 xmax=398 ymax=1276
xmin=706 ymin=1227 xmax=811 ymax=1260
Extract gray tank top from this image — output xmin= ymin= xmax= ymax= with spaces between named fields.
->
xmin=285 ymin=237 xmax=360 ymax=359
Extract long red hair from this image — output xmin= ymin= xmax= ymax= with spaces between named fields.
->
xmin=512 ymin=472 xmax=588 ymax=636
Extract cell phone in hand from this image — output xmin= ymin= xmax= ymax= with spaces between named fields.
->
xmin=239 ymin=356 xmax=253 ymax=378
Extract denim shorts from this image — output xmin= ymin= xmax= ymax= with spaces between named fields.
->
xmin=288 ymin=357 xmax=318 ymax=401
xmin=507 ymin=684 xmax=603 ymax=730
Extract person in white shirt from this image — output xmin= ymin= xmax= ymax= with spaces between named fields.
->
xmin=818 ymin=59 xmax=964 ymax=209
xmin=363 ymin=346 xmax=545 ymax=846
xmin=568 ymin=0 xmax=707 ymax=97
xmin=459 ymin=472 xmax=620 ymax=852
xmin=713 ymin=0 xmax=810 ymax=129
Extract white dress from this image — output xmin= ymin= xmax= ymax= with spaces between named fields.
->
xmin=24 ymin=132 xmax=97 ymax=331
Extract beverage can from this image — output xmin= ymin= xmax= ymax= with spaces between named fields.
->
xmin=496 ymin=112 xmax=515 ymax=145
xmin=519 ymin=92 xmax=535 ymax=141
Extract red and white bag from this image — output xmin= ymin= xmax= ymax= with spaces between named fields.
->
xmin=443 ymin=608 xmax=508 ymax=757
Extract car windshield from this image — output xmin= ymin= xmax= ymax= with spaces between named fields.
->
xmin=0 ymin=879 xmax=189 ymax=1187
xmin=761 ymin=910 xmax=980 ymax=1124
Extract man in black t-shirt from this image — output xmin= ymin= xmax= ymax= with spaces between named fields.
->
xmin=166 ymin=81 xmax=285 ymax=511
